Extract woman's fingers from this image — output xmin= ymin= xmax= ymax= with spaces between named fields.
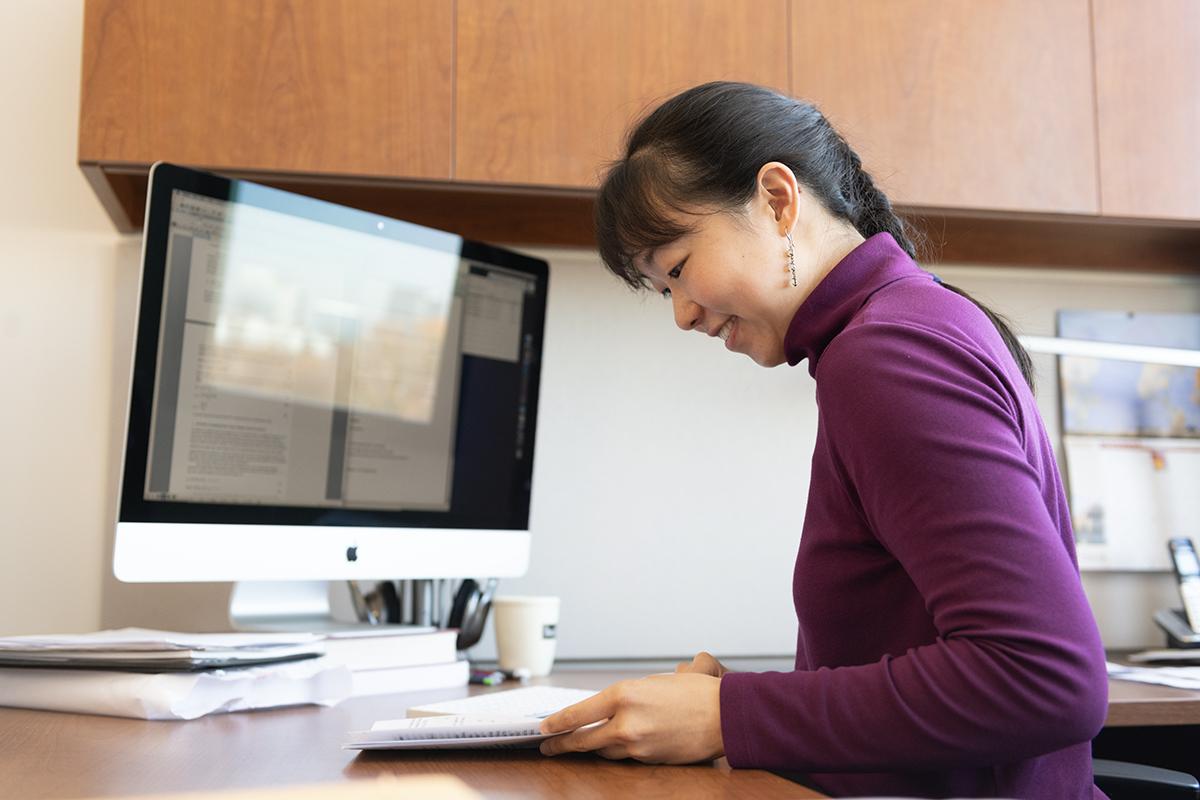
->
xmin=540 ymin=682 xmax=643 ymax=757
xmin=540 ymin=682 xmax=626 ymax=734
xmin=677 ymin=651 xmax=726 ymax=678
xmin=540 ymin=674 xmax=724 ymax=765
xmin=694 ymin=652 xmax=716 ymax=675
xmin=540 ymin=720 xmax=616 ymax=756
xmin=596 ymin=744 xmax=631 ymax=761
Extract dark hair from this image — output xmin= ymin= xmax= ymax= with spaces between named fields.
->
xmin=594 ymin=81 xmax=1034 ymax=389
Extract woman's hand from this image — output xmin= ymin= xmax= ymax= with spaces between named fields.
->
xmin=538 ymin=673 xmax=724 ymax=764
xmin=674 ymin=650 xmax=730 ymax=678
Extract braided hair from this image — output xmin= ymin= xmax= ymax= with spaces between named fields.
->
xmin=594 ymin=81 xmax=1034 ymax=389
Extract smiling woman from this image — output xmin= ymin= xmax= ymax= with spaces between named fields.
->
xmin=540 ymin=82 xmax=1111 ymax=800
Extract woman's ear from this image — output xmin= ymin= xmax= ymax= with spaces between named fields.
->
xmin=755 ymin=162 xmax=800 ymax=234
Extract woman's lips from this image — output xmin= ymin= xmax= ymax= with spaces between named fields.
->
xmin=719 ymin=317 xmax=737 ymax=349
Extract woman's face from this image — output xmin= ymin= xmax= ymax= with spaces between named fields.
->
xmin=638 ymin=207 xmax=798 ymax=367
xmin=637 ymin=162 xmax=862 ymax=367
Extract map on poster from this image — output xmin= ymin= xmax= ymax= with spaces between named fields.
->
xmin=1058 ymin=310 xmax=1200 ymax=571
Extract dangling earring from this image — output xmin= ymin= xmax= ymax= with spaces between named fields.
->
xmin=786 ymin=232 xmax=797 ymax=287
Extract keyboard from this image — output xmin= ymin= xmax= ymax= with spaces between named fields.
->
xmin=407 ymin=685 xmax=598 ymax=719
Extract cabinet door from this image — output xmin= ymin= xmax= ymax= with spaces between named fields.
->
xmin=1094 ymin=0 xmax=1200 ymax=220
xmin=791 ymin=0 xmax=1098 ymax=214
xmin=455 ymin=0 xmax=789 ymax=187
xmin=79 ymin=0 xmax=453 ymax=179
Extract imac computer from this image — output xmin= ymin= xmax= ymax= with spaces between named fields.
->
xmin=113 ymin=163 xmax=548 ymax=628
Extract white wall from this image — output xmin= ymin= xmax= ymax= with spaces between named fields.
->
xmin=1 ymin=1 xmax=1195 ymax=657
xmin=470 ymin=252 xmax=1200 ymax=659
xmin=0 ymin=1 xmax=133 ymax=635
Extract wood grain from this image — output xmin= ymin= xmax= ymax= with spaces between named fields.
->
xmin=790 ymin=0 xmax=1099 ymax=214
xmin=77 ymin=0 xmax=1200 ymax=263
xmin=0 ymin=669 xmax=825 ymax=799
xmin=2 ymin=668 xmax=1197 ymax=797
xmin=81 ymin=163 xmax=600 ymax=243
xmin=454 ymin=0 xmax=789 ymax=187
xmin=1105 ymin=676 xmax=1200 ymax=727
xmin=1093 ymin=0 xmax=1200 ymax=219
xmin=82 ymin=162 xmax=1200 ymax=274
xmin=908 ymin=209 xmax=1200 ymax=273
xmin=79 ymin=0 xmax=453 ymax=179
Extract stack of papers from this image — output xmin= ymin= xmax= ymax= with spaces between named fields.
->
xmin=1107 ymin=661 xmax=1200 ymax=690
xmin=345 ymin=716 xmax=553 ymax=750
xmin=1126 ymin=649 xmax=1200 ymax=666
xmin=0 ymin=657 xmax=351 ymax=720
xmin=0 ymin=628 xmax=326 ymax=671
xmin=317 ymin=626 xmax=467 ymax=697
xmin=344 ymin=686 xmax=601 ymax=751
xmin=0 ymin=628 xmax=350 ymax=719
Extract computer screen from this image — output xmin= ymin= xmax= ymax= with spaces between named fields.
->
xmin=114 ymin=163 xmax=548 ymax=584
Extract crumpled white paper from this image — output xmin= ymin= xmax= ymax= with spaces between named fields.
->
xmin=0 ymin=657 xmax=352 ymax=720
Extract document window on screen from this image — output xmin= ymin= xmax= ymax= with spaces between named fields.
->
xmin=144 ymin=190 xmax=535 ymax=513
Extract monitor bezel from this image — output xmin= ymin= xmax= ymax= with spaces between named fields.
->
xmin=114 ymin=163 xmax=547 ymax=580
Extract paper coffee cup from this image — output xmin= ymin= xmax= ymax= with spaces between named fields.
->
xmin=492 ymin=595 xmax=559 ymax=677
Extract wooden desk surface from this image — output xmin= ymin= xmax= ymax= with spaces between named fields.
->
xmin=1105 ymin=675 xmax=1200 ymax=726
xmin=0 ymin=667 xmax=824 ymax=800
xmin=3 ymin=665 xmax=1198 ymax=799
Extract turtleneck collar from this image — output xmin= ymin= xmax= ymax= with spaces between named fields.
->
xmin=783 ymin=232 xmax=930 ymax=375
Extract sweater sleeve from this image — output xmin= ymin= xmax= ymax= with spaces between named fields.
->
xmin=720 ymin=321 xmax=1108 ymax=772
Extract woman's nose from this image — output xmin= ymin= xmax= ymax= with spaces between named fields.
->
xmin=672 ymin=294 xmax=702 ymax=332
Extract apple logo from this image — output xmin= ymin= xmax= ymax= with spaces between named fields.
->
xmin=346 ymin=546 xmax=358 ymax=562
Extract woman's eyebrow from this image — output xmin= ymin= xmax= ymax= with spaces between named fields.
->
xmin=641 ymin=247 xmax=663 ymax=271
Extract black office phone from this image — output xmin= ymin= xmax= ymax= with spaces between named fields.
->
xmin=1153 ymin=538 xmax=1200 ymax=648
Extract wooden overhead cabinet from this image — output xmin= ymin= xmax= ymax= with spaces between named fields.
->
xmin=79 ymin=0 xmax=454 ymax=228
xmin=454 ymin=0 xmax=790 ymax=188
xmin=1093 ymin=0 xmax=1200 ymax=220
xmin=77 ymin=0 xmax=1200 ymax=270
xmin=790 ymin=0 xmax=1099 ymax=215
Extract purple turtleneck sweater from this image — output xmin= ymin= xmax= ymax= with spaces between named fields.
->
xmin=718 ymin=233 xmax=1109 ymax=799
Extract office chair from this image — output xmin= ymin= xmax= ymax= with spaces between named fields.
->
xmin=1093 ymin=758 xmax=1200 ymax=800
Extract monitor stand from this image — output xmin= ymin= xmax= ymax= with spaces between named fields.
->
xmin=228 ymin=580 xmax=441 ymax=632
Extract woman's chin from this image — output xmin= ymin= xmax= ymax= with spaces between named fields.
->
xmin=744 ymin=344 xmax=787 ymax=368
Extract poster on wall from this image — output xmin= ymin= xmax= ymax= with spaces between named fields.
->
xmin=1057 ymin=310 xmax=1200 ymax=571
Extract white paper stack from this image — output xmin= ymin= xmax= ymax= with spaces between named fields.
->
xmin=1107 ymin=661 xmax=1200 ymax=690
xmin=319 ymin=627 xmax=467 ymax=697
xmin=0 ymin=657 xmax=352 ymax=720
xmin=344 ymin=715 xmax=551 ymax=750
xmin=343 ymin=686 xmax=601 ymax=751
xmin=0 ymin=628 xmax=326 ymax=670
xmin=1127 ymin=649 xmax=1200 ymax=666
xmin=0 ymin=628 xmax=352 ymax=719
xmin=0 ymin=626 xmax=472 ymax=717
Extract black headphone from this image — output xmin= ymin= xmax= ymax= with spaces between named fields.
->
xmin=448 ymin=578 xmax=498 ymax=651
xmin=358 ymin=578 xmax=496 ymax=651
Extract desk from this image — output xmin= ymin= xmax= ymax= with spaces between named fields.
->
xmin=0 ymin=667 xmax=824 ymax=799
xmin=1106 ymin=676 xmax=1200 ymax=727
xmin=1097 ymin=673 xmax=1200 ymax=781
xmin=2 ymin=669 xmax=1198 ymax=800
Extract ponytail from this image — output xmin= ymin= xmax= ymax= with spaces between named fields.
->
xmin=833 ymin=127 xmax=1036 ymax=389
xmin=934 ymin=281 xmax=1036 ymax=390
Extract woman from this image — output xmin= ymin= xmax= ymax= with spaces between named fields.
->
xmin=537 ymin=82 xmax=1109 ymax=799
